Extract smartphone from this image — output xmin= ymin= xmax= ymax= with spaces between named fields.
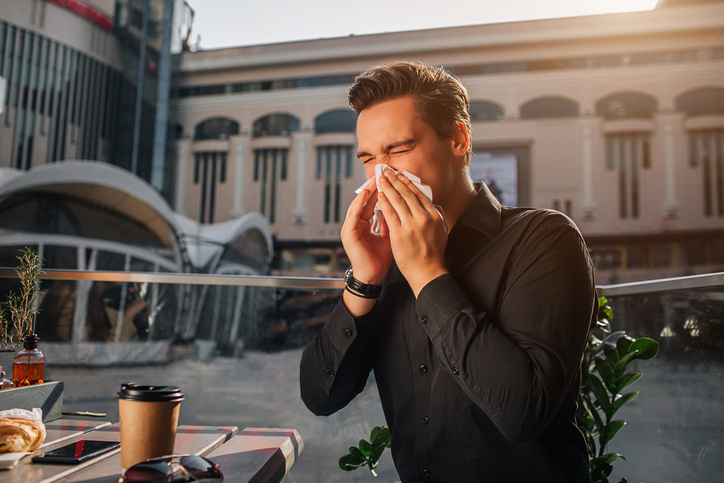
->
xmin=32 ymin=440 xmax=120 ymax=464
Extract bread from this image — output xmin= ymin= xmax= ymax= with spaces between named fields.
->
xmin=0 ymin=418 xmax=45 ymax=453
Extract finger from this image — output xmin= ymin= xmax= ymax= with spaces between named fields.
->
xmin=376 ymin=189 xmax=402 ymax=228
xmin=378 ymin=171 xmax=413 ymax=218
xmin=395 ymin=174 xmax=437 ymax=215
xmin=345 ymin=184 xmax=373 ymax=221
xmin=360 ymin=187 xmax=379 ymax=221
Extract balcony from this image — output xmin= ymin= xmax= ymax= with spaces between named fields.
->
xmin=0 ymin=269 xmax=722 ymax=482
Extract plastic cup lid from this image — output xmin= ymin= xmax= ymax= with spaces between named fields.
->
xmin=117 ymin=382 xmax=184 ymax=402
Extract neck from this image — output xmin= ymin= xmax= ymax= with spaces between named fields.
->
xmin=441 ymin=174 xmax=476 ymax=229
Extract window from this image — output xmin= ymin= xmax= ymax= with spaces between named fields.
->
xmin=689 ymin=130 xmax=724 ymax=217
xmin=314 ymin=110 xmax=356 ymax=133
xmin=252 ymin=114 xmax=300 ymax=138
xmin=254 ymin=149 xmax=288 ymax=224
xmin=676 ymin=88 xmax=724 ymax=116
xmin=469 ymin=101 xmax=504 ymax=122
xmin=194 ymin=117 xmax=239 ymax=141
xmin=317 ymin=146 xmax=353 ymax=223
xmin=194 ymin=151 xmax=227 ymax=224
xmin=596 ymin=93 xmax=657 ymax=119
xmin=606 ymin=134 xmax=651 ymax=219
xmin=520 ymin=97 xmax=578 ymax=119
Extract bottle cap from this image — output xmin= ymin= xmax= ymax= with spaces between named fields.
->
xmin=22 ymin=334 xmax=40 ymax=350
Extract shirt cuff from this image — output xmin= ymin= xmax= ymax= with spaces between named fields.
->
xmin=415 ymin=273 xmax=473 ymax=339
xmin=326 ymin=299 xmax=377 ymax=347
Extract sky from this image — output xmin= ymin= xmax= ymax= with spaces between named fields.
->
xmin=186 ymin=0 xmax=661 ymax=50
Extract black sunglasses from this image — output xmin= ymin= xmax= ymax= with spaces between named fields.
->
xmin=120 ymin=455 xmax=223 ymax=482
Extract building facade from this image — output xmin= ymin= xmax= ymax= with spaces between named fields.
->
xmin=0 ymin=0 xmax=193 ymax=202
xmin=174 ymin=0 xmax=724 ymax=282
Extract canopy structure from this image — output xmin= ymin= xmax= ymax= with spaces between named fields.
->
xmin=0 ymin=161 xmax=273 ymax=364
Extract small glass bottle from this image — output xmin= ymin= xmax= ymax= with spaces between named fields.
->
xmin=0 ymin=366 xmax=13 ymax=390
xmin=13 ymin=334 xmax=45 ymax=387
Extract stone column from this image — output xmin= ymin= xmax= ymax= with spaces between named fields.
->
xmin=231 ymin=137 xmax=248 ymax=218
xmin=581 ymin=120 xmax=598 ymax=219
xmin=174 ymin=139 xmax=190 ymax=215
xmin=662 ymin=119 xmax=681 ymax=218
xmin=293 ymin=134 xmax=310 ymax=224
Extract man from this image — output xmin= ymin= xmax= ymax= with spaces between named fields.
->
xmin=300 ymin=61 xmax=597 ymax=482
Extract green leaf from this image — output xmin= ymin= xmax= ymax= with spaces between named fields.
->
xmin=589 ymin=373 xmax=612 ymax=413
xmin=613 ymin=351 xmax=638 ymax=377
xmin=603 ymin=419 xmax=626 ymax=442
xmin=339 ymin=453 xmax=365 ymax=471
xmin=591 ymin=452 xmax=621 ymax=467
xmin=581 ymin=393 xmax=604 ymax=434
xmin=615 ymin=336 xmax=633 ymax=357
xmin=358 ymin=439 xmax=372 ymax=456
xmin=348 ymin=447 xmax=366 ymax=463
xmin=612 ymin=392 xmax=638 ymax=414
xmin=371 ymin=426 xmax=391 ymax=446
xmin=371 ymin=442 xmax=387 ymax=461
xmin=594 ymin=357 xmax=615 ymax=392
xmin=602 ymin=343 xmax=620 ymax=365
xmin=613 ymin=371 xmax=643 ymax=392
xmin=630 ymin=338 xmax=659 ymax=360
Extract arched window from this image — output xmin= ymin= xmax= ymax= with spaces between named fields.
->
xmin=676 ymin=88 xmax=724 ymax=116
xmin=315 ymin=110 xmax=357 ymax=133
xmin=469 ymin=101 xmax=504 ymax=122
xmin=520 ymin=97 xmax=578 ymax=119
xmin=193 ymin=117 xmax=240 ymax=141
xmin=252 ymin=113 xmax=300 ymax=138
xmin=596 ymin=93 xmax=657 ymax=119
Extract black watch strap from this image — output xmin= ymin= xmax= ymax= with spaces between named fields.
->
xmin=344 ymin=267 xmax=384 ymax=298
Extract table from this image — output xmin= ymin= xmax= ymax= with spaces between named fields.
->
xmin=0 ymin=419 xmax=302 ymax=483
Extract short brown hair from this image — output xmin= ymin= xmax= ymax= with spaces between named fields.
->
xmin=348 ymin=61 xmax=472 ymax=163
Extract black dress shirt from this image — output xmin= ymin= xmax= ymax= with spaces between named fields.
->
xmin=300 ymin=183 xmax=597 ymax=482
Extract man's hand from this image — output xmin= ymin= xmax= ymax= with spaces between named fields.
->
xmin=340 ymin=184 xmax=394 ymax=316
xmin=377 ymin=169 xmax=449 ymax=297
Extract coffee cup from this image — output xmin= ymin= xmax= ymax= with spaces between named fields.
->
xmin=117 ymin=382 xmax=185 ymax=473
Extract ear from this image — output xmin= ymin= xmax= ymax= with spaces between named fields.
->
xmin=450 ymin=120 xmax=469 ymax=157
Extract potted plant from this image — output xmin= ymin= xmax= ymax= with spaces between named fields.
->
xmin=0 ymin=247 xmax=46 ymax=386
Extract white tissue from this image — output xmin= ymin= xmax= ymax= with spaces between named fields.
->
xmin=354 ymin=164 xmax=433 ymax=233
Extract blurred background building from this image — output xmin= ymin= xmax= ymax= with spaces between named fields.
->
xmin=0 ymin=0 xmax=274 ymax=361
xmin=174 ymin=0 xmax=724 ymax=283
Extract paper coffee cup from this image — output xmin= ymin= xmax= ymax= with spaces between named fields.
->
xmin=117 ymin=383 xmax=184 ymax=472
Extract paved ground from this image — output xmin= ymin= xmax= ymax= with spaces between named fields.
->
xmin=37 ymin=350 xmax=724 ymax=483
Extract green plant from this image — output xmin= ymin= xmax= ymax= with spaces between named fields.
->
xmin=1 ymin=247 xmax=45 ymax=351
xmin=577 ymin=296 xmax=660 ymax=483
xmin=339 ymin=425 xmax=391 ymax=477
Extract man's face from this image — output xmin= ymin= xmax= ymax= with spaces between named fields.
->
xmin=356 ymin=96 xmax=462 ymax=208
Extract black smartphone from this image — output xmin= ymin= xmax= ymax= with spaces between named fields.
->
xmin=32 ymin=440 xmax=120 ymax=464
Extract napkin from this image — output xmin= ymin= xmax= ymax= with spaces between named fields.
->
xmin=354 ymin=164 xmax=433 ymax=233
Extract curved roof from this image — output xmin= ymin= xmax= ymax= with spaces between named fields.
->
xmin=0 ymin=161 xmax=180 ymax=248
xmin=0 ymin=161 xmax=274 ymax=273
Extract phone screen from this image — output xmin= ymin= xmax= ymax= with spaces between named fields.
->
xmin=32 ymin=440 xmax=120 ymax=464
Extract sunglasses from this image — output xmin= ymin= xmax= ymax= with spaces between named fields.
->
xmin=120 ymin=455 xmax=223 ymax=482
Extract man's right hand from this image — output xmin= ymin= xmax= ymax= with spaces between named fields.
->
xmin=340 ymin=185 xmax=393 ymax=316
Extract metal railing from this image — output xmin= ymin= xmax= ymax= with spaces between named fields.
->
xmin=2 ymin=268 xmax=723 ymax=295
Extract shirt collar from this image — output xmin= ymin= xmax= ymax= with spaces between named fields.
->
xmin=452 ymin=182 xmax=502 ymax=238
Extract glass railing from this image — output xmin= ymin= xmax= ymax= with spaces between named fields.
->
xmin=0 ymin=269 xmax=722 ymax=482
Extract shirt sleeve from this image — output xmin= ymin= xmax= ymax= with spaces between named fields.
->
xmin=299 ymin=299 xmax=376 ymax=416
xmin=416 ymin=216 xmax=596 ymax=443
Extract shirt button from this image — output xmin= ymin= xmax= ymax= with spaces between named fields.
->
xmin=326 ymin=370 xmax=334 ymax=377
xmin=422 ymin=416 xmax=429 ymax=425
xmin=344 ymin=329 xmax=353 ymax=337
xmin=419 ymin=365 xmax=428 ymax=373
xmin=453 ymin=367 xmax=459 ymax=375
xmin=420 ymin=316 xmax=427 ymax=325
xmin=423 ymin=469 xmax=431 ymax=477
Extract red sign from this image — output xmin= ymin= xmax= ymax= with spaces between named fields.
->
xmin=47 ymin=0 xmax=114 ymax=32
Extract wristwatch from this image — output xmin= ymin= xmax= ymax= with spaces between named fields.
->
xmin=344 ymin=267 xmax=384 ymax=299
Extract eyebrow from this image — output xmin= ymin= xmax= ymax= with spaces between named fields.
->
xmin=357 ymin=139 xmax=416 ymax=160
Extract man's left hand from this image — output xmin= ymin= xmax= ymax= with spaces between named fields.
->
xmin=377 ymin=169 xmax=449 ymax=297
